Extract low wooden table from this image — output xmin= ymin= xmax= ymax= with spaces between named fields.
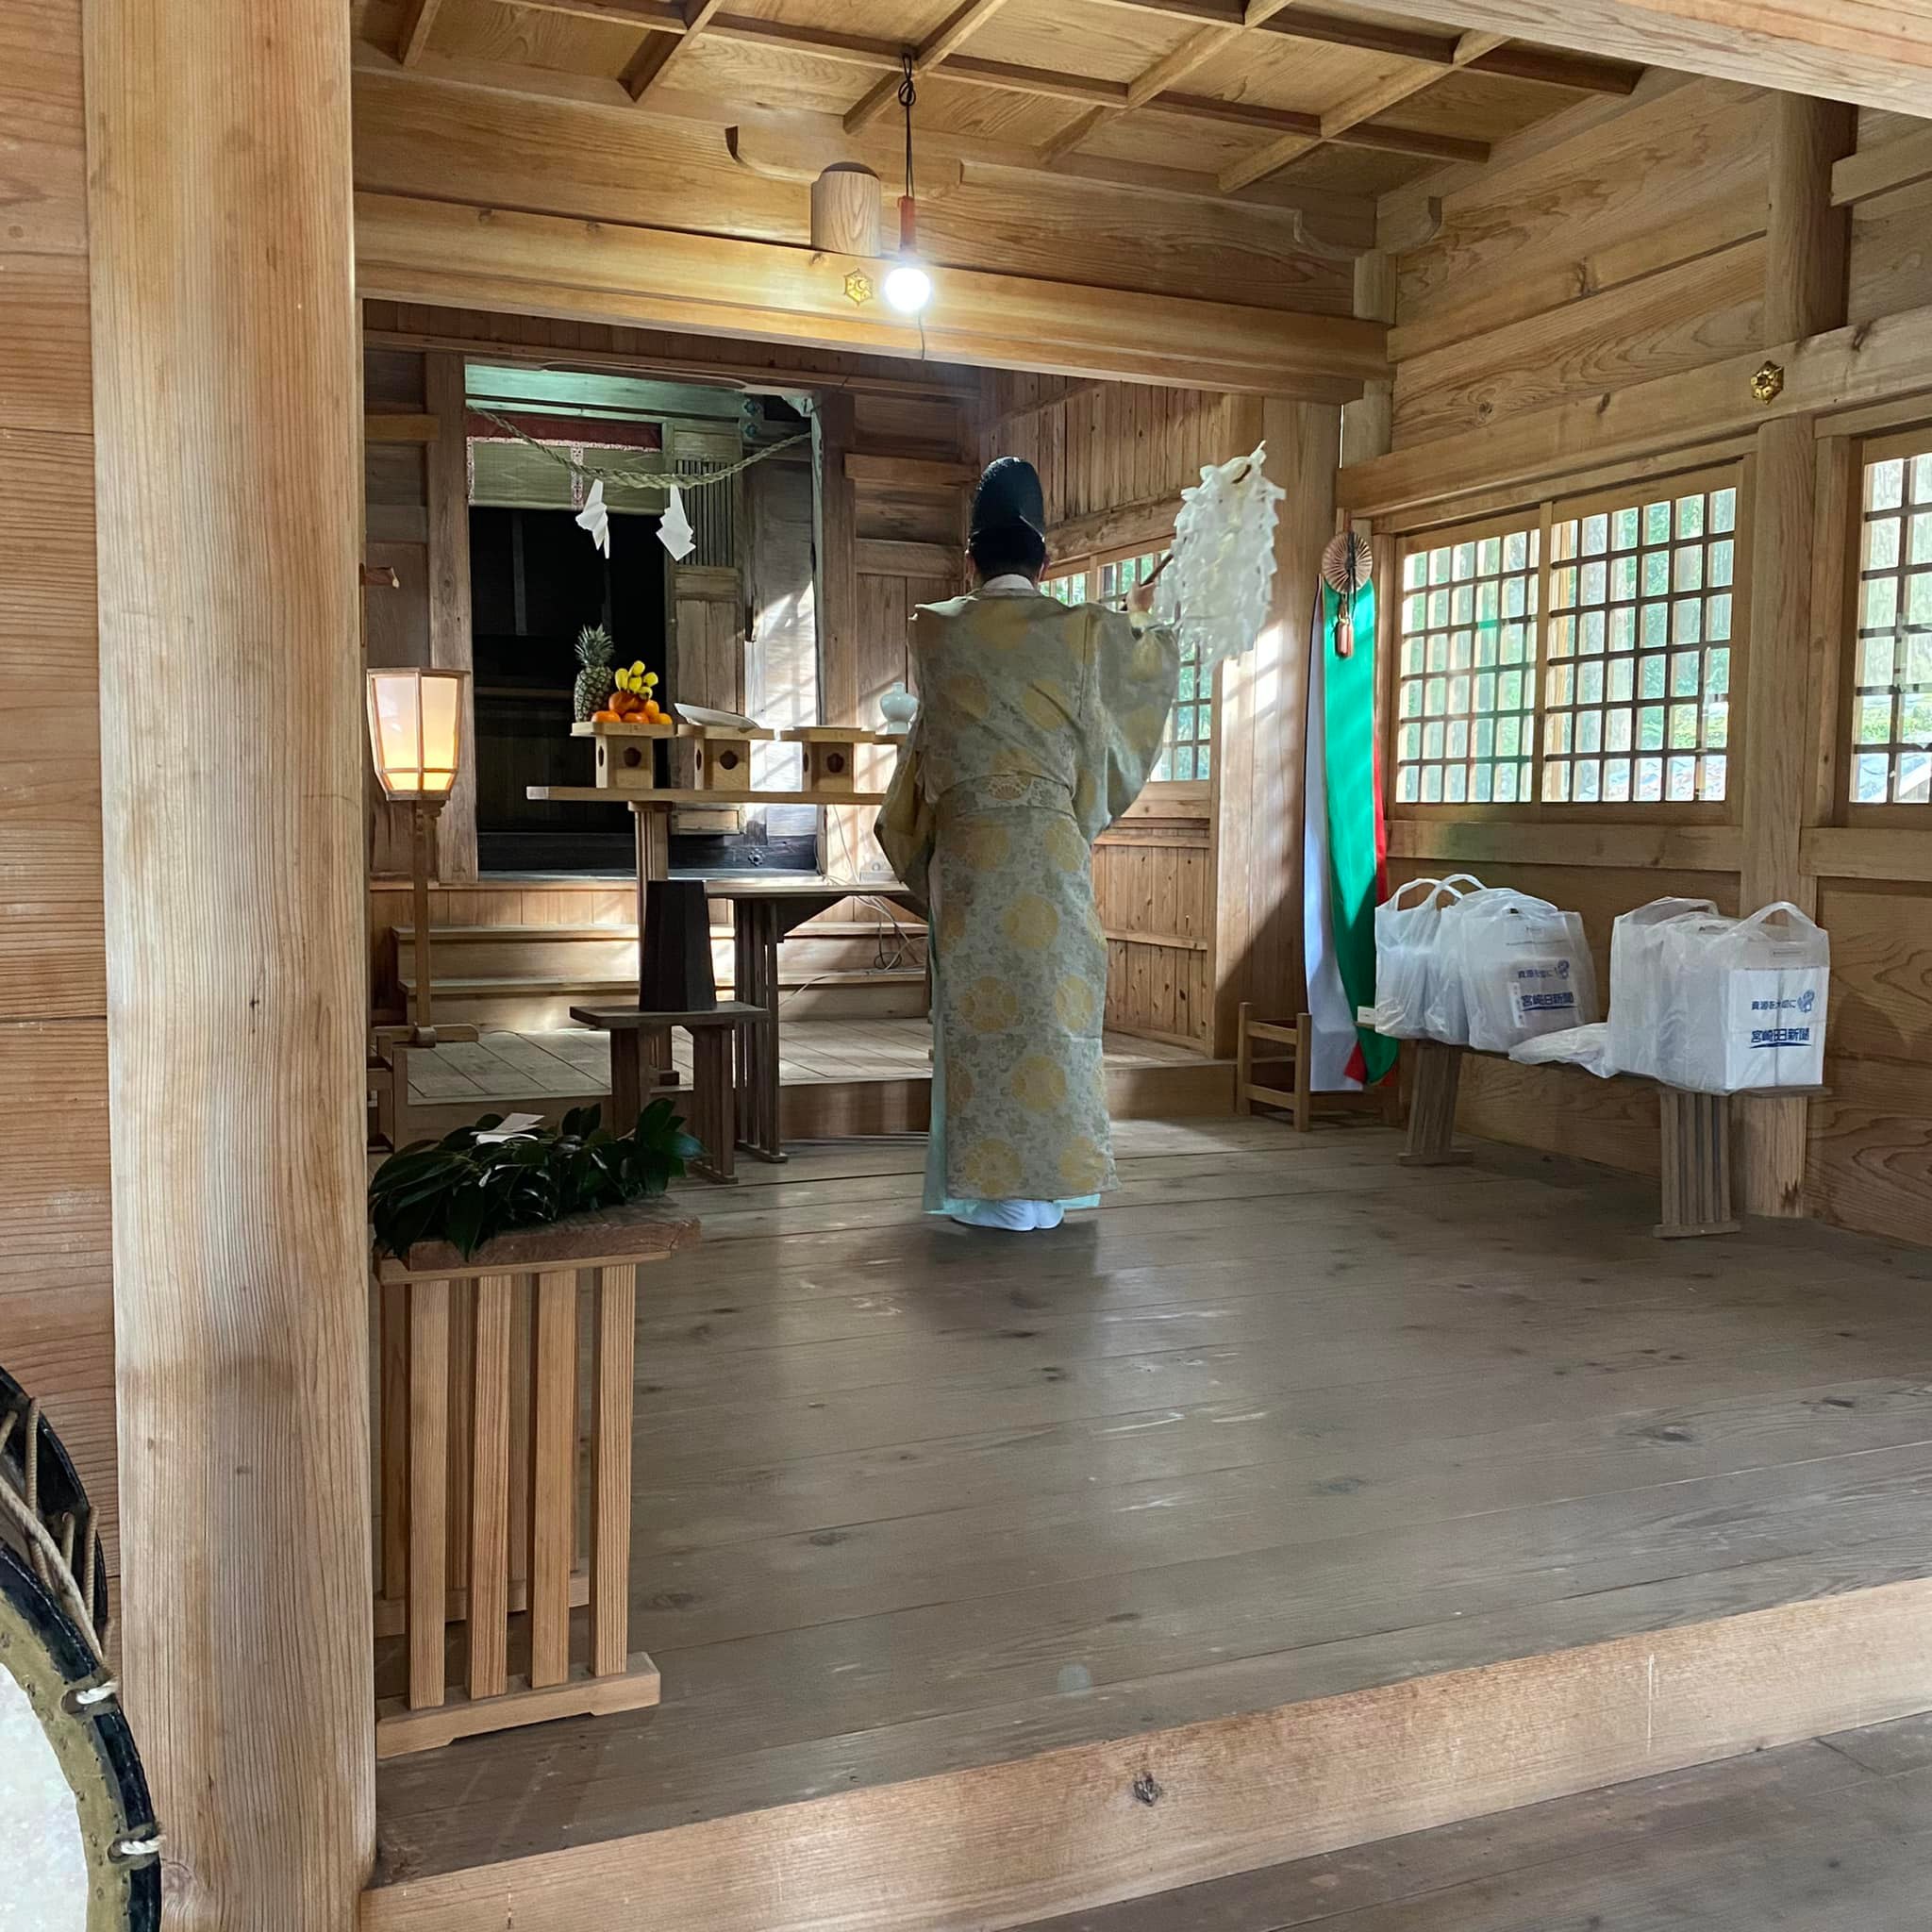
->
xmin=373 ymin=1197 xmax=699 ymax=1757
xmin=699 ymin=876 xmax=922 ymax=1162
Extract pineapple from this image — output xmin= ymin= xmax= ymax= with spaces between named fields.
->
xmin=574 ymin=625 xmax=615 ymax=721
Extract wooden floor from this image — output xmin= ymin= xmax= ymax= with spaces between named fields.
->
xmin=404 ymin=1019 xmax=1201 ymax=1108
xmin=372 ymin=1115 xmax=1932 ymax=1905
xmin=1012 ymin=1709 xmax=1932 ymax=1931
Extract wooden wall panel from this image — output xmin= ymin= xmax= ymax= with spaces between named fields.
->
xmin=0 ymin=0 xmax=115 ymax=1570
xmin=1819 ymin=880 xmax=1932 ymax=1067
xmin=1806 ymin=880 xmax=1932 ymax=1245
xmin=1391 ymin=240 xmax=1766 ymax=446
xmin=1848 ymin=177 xmax=1932 ymax=329
xmin=1093 ymin=823 xmax=1215 ymax=1048
xmin=1396 ymin=80 xmax=1772 ymax=341
xmin=986 ymin=379 xmax=1260 ymax=549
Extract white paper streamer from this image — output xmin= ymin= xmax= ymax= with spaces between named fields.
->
xmin=1153 ymin=442 xmax=1285 ymax=672
xmin=574 ymin=477 xmax=610 ymax=558
xmin=658 ymin=484 xmax=697 ymax=562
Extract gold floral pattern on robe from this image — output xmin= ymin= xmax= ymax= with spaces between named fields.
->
xmin=879 ymin=588 xmax=1178 ymax=1204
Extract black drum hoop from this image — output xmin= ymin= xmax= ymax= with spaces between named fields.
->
xmin=1 ymin=1369 xmax=160 ymax=1930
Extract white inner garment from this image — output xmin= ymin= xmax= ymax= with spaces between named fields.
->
xmin=0 ymin=1659 xmax=89 ymax=1932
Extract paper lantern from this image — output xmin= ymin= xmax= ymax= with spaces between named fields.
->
xmin=367 ymin=669 xmax=468 ymax=800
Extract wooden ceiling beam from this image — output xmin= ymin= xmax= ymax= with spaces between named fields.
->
xmin=702 ymin=17 xmax=902 ymax=69
xmin=1220 ymin=29 xmax=1505 ymax=191
xmin=498 ymin=0 xmax=685 ymax=27
xmin=1274 ymin=0 xmax=1932 ymax=118
xmin=387 ymin=5 xmax=1497 ymax=177
xmin=1034 ymin=0 xmax=1627 ymax=174
xmin=1088 ymin=0 xmax=1245 ymax=21
xmin=846 ymin=0 xmax=1016 ymax=133
xmin=724 ymin=108 xmax=1376 ymax=229
xmin=352 ymin=44 xmax=1377 ymax=237
xmin=394 ymin=0 xmax=444 ymax=64
xmin=620 ymin=0 xmax=724 ymax=105
xmin=1091 ymin=0 xmax=1641 ymax=91
xmin=1036 ymin=0 xmax=1281 ymax=164
xmin=354 ymin=191 xmax=1391 ymax=395
xmin=1159 ymin=90 xmax=1487 ymax=162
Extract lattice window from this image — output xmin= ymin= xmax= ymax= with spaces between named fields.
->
xmin=1543 ymin=477 xmax=1738 ymax=804
xmin=1851 ymin=441 xmax=1932 ymax=808
xmin=1098 ymin=551 xmax=1208 ymax=781
xmin=1394 ymin=524 xmax=1540 ymax=804
xmin=1047 ymin=551 xmax=1210 ymax=781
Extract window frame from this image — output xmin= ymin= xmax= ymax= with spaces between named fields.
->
xmin=1388 ymin=459 xmax=1751 ymax=826
xmin=1840 ymin=424 xmax=1932 ymax=824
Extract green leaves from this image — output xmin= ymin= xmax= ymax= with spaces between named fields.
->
xmin=369 ymin=1101 xmax=696 ymax=1261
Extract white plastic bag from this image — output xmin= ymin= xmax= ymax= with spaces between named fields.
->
xmin=1650 ymin=902 xmax=1829 ymax=1092
xmin=1509 ymin=1022 xmax=1615 ymax=1077
xmin=1442 ymin=888 xmax=1599 ymax=1052
xmin=1372 ymin=874 xmax=1481 ymax=1040
xmin=1607 ymin=897 xmax=1720 ymax=1080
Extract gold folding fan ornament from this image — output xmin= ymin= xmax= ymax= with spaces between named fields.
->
xmin=1321 ymin=530 xmax=1374 ymax=658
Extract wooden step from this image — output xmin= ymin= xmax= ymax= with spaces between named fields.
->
xmin=398 ymin=1047 xmax=1230 ymax=1141
xmin=398 ymin=969 xmax=930 ymax=1031
xmin=392 ymin=923 xmax=926 ymax=988
xmin=359 ymin=1578 xmax=1932 ymax=1932
xmin=1008 ymin=1709 xmax=1932 ymax=1932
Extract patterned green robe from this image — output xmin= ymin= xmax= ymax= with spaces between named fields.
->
xmin=879 ymin=585 xmax=1178 ymax=1208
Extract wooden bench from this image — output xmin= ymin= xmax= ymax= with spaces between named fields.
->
xmin=1399 ymin=1037 xmax=1825 ymax=1240
xmin=570 ymin=1002 xmax=767 ymax=1184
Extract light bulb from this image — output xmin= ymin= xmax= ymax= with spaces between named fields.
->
xmin=883 ymin=261 xmax=932 ymax=314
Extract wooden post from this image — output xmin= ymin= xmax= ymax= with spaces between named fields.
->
xmin=83 ymin=0 xmax=375 ymax=1920
xmin=425 ymin=352 xmax=477 ymax=882
xmin=1211 ymin=400 xmax=1341 ymax=1054
xmin=1341 ymin=251 xmax=1395 ymax=473
xmin=1737 ymin=93 xmax=1855 ymax=1218
xmin=411 ymin=798 xmax=440 ymax=1038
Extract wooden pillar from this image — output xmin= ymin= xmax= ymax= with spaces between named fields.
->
xmin=813 ymin=391 xmax=864 ymax=873
xmin=1737 ymin=92 xmax=1855 ymax=1218
xmin=426 ymin=351 xmax=477 ymax=882
xmin=1212 ymin=399 xmax=1341 ymax=1053
xmin=84 ymin=0 xmax=375 ymax=1924
xmin=1341 ymin=251 xmax=1395 ymax=472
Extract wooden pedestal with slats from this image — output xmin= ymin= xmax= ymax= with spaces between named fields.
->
xmin=373 ymin=1202 xmax=698 ymax=1757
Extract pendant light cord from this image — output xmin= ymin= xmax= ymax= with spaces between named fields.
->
xmin=898 ymin=50 xmax=927 ymax=360
xmin=898 ymin=53 xmax=917 ymax=203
